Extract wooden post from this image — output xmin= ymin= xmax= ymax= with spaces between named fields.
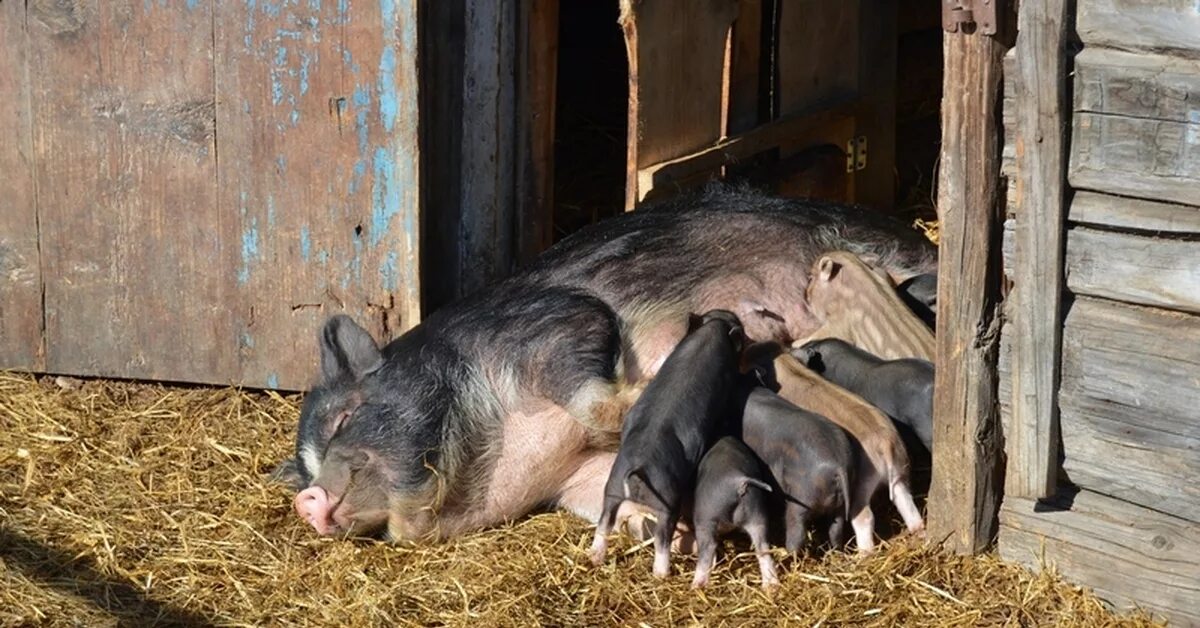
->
xmin=515 ymin=0 xmax=559 ymax=266
xmin=926 ymin=27 xmax=1008 ymax=553
xmin=1008 ymin=0 xmax=1070 ymax=499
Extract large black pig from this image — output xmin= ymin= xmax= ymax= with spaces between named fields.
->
xmin=278 ymin=185 xmax=937 ymax=542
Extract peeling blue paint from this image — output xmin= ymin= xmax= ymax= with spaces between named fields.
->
xmin=350 ymin=159 xmax=367 ymax=195
xmin=239 ymin=218 xmax=260 ymax=285
xmin=353 ymin=85 xmax=371 ymax=155
xmin=262 ymin=0 xmax=283 ymax=18
xmin=370 ymin=146 xmax=400 ymax=247
xmin=267 ymin=196 xmax=277 ymax=226
xmin=275 ymin=154 xmax=287 ymax=172
xmin=317 ymin=249 xmax=330 ymax=264
xmin=290 ymin=108 xmax=300 ymax=125
xmin=266 ymin=373 xmax=280 ymax=389
xmin=380 ymin=250 xmax=399 ymax=291
xmin=186 ymin=0 xmax=200 ymax=10
xmin=240 ymin=332 xmax=255 ymax=348
xmin=300 ymin=226 xmax=312 ymax=261
xmin=299 ymin=52 xmax=312 ymax=95
xmin=378 ymin=0 xmax=398 ymax=131
xmin=335 ymin=0 xmax=349 ymax=25
xmin=309 ymin=0 xmax=321 ymax=11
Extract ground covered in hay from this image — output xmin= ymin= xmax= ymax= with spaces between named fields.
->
xmin=0 ymin=373 xmax=1159 ymax=627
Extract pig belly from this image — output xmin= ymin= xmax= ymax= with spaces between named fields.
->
xmin=437 ymin=402 xmax=592 ymax=537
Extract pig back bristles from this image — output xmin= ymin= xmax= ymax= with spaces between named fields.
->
xmin=0 ymin=372 xmax=1158 ymax=627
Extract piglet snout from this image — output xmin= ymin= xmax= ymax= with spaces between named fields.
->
xmin=294 ymin=486 xmax=337 ymax=535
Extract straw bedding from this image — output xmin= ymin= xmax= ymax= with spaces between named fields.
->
xmin=0 ymin=372 xmax=1158 ymax=627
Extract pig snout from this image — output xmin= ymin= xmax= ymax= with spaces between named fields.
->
xmin=294 ymin=486 xmax=339 ymax=535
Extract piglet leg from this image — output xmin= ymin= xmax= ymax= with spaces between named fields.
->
xmin=851 ymin=506 xmax=876 ymax=553
xmin=589 ymin=495 xmax=623 ymax=566
xmin=746 ymin=521 xmax=779 ymax=590
xmin=690 ymin=523 xmax=718 ymax=589
xmin=652 ymin=510 xmax=680 ymax=579
xmin=891 ymin=481 xmax=926 ymax=536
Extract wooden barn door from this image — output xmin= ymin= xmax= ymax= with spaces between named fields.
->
xmin=619 ymin=0 xmax=896 ymax=211
xmin=0 ymin=0 xmax=420 ymax=390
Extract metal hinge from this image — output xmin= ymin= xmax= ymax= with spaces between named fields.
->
xmin=942 ymin=0 xmax=999 ymax=35
xmin=845 ymin=136 xmax=867 ymax=173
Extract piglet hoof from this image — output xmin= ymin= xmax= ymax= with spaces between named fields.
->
xmin=690 ymin=573 xmax=709 ymax=589
xmin=588 ymin=538 xmax=608 ymax=567
xmin=909 ymin=524 xmax=927 ymax=540
xmin=761 ymin=578 xmax=780 ymax=593
xmin=652 ymin=554 xmax=671 ymax=579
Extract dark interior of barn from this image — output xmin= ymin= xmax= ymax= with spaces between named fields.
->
xmin=551 ymin=0 xmax=944 ymax=243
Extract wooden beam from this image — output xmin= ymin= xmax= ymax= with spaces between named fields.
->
xmin=636 ymin=103 xmax=856 ymax=203
xmin=515 ymin=0 xmax=559 ymax=265
xmin=925 ymin=28 xmax=1007 ymax=552
xmin=1007 ymin=0 xmax=1070 ymax=499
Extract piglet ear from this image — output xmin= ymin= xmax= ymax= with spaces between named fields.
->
xmin=818 ymin=256 xmax=843 ymax=283
xmin=319 ymin=314 xmax=383 ymax=384
xmin=686 ymin=312 xmax=705 ymax=334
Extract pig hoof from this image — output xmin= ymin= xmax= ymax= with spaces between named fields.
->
xmin=588 ymin=549 xmax=605 ymax=567
xmin=761 ymin=579 xmax=780 ymax=593
xmin=653 ymin=567 xmax=670 ymax=579
xmin=690 ymin=575 xmax=709 ymax=589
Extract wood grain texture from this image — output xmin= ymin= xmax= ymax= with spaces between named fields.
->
xmin=850 ymin=0 xmax=896 ymax=209
xmin=926 ymin=28 xmax=1007 ymax=554
xmin=215 ymin=0 xmax=421 ymax=389
xmin=777 ymin=0 xmax=860 ymax=116
xmin=727 ymin=0 xmax=763 ymax=135
xmin=1070 ymin=191 xmax=1200 ymax=234
xmin=1058 ymin=297 xmax=1200 ymax=522
xmin=515 ymin=0 xmax=559 ymax=266
xmin=636 ymin=105 xmax=856 ymax=203
xmin=620 ymin=0 xmax=738 ymax=209
xmin=999 ymin=489 xmax=1200 ymax=626
xmin=1008 ymin=0 xmax=1070 ymax=499
xmin=1077 ymin=0 xmax=1200 ymax=56
xmin=459 ymin=0 xmax=516 ymax=295
xmin=1065 ymin=227 xmax=1200 ymax=314
xmin=0 ymin=0 xmax=44 ymax=371
xmin=1076 ymin=47 xmax=1200 ymax=123
xmin=1070 ymin=111 xmax=1200 ymax=206
xmin=28 ymin=0 xmax=226 ymax=384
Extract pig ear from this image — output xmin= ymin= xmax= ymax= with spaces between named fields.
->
xmin=817 ymin=257 xmax=841 ymax=283
xmin=268 ymin=458 xmax=306 ymax=490
xmin=686 ymin=313 xmax=704 ymax=334
xmin=319 ymin=315 xmax=383 ymax=383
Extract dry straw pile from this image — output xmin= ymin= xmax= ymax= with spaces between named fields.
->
xmin=0 ymin=372 xmax=1159 ymax=627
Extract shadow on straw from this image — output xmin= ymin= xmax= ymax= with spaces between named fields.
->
xmin=0 ymin=528 xmax=218 ymax=627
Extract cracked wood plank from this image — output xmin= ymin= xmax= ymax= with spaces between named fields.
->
xmin=27 ymin=0 xmax=226 ymax=383
xmin=0 ymin=0 xmax=44 ymax=371
xmin=215 ymin=0 xmax=420 ymax=389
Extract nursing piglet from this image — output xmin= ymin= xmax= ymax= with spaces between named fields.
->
xmin=589 ymin=310 xmax=745 ymax=578
xmin=691 ymin=436 xmax=777 ymax=589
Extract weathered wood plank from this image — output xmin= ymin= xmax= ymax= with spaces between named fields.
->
xmin=28 ymin=1 xmax=228 ymax=384
xmin=1058 ymin=297 xmax=1200 ymax=521
xmin=459 ymin=0 xmax=517 ymax=294
xmin=1008 ymin=0 xmax=1070 ymax=499
xmin=726 ymin=0 xmax=763 ymax=136
xmin=1077 ymin=0 xmax=1200 ymax=56
xmin=0 ymin=0 xmax=44 ymax=371
xmin=1000 ymin=489 xmax=1200 ymax=626
xmin=1070 ymin=111 xmax=1200 ymax=218
xmin=1000 ymin=49 xmax=1016 ymax=181
xmin=1076 ymin=47 xmax=1200 ymax=123
xmin=777 ymin=0 xmax=859 ymax=116
xmin=620 ymin=0 xmax=738 ymax=209
xmin=1070 ymin=191 xmax=1200 ymax=234
xmin=926 ymin=27 xmax=1007 ymax=554
xmin=851 ymin=0 xmax=896 ymax=209
xmin=1065 ymin=227 xmax=1200 ymax=314
xmin=515 ymin=0 xmax=559 ymax=266
xmin=214 ymin=0 xmax=421 ymax=389
xmin=636 ymin=104 xmax=856 ymax=203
